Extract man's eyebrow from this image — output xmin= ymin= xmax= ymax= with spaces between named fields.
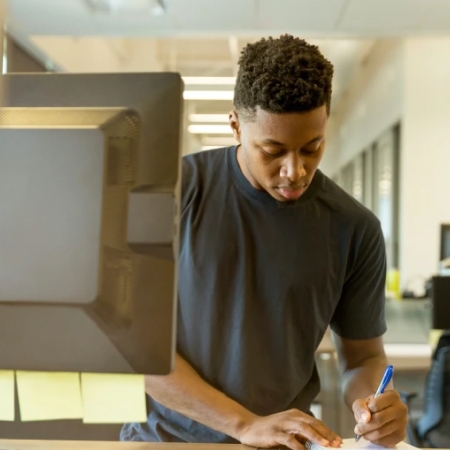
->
xmin=261 ymin=136 xmax=324 ymax=146
xmin=305 ymin=136 xmax=325 ymax=145
xmin=261 ymin=138 xmax=285 ymax=146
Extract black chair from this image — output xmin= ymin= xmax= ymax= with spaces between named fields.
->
xmin=401 ymin=332 xmax=450 ymax=448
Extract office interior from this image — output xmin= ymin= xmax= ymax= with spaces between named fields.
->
xmin=1 ymin=0 xmax=450 ymax=448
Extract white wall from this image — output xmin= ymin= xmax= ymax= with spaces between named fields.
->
xmin=400 ymin=38 xmax=450 ymax=284
xmin=326 ymin=40 xmax=404 ymax=171
xmin=320 ymin=116 xmax=340 ymax=176
xmin=328 ymin=37 xmax=450 ymax=290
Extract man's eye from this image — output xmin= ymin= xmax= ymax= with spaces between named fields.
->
xmin=302 ymin=147 xmax=320 ymax=155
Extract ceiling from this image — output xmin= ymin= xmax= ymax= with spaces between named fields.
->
xmin=5 ymin=0 xmax=450 ymax=151
xmin=6 ymin=0 xmax=450 ymax=37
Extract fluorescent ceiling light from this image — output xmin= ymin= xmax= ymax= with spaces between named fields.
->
xmin=182 ymin=77 xmax=236 ymax=85
xmin=189 ymin=114 xmax=229 ymax=123
xmin=86 ymin=0 xmax=166 ymax=15
xmin=188 ymin=125 xmax=233 ymax=134
xmin=183 ymin=91 xmax=234 ymax=101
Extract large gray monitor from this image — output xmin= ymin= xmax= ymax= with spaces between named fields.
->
xmin=0 ymin=73 xmax=183 ymax=375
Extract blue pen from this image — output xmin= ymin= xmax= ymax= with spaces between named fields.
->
xmin=355 ymin=365 xmax=394 ymax=442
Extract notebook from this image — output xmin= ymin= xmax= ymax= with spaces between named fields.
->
xmin=306 ymin=438 xmax=419 ymax=450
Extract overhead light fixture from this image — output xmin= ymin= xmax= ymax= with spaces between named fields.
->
xmin=188 ymin=125 xmax=233 ymax=135
xmin=189 ymin=114 xmax=229 ymax=123
xmin=183 ymin=91 xmax=234 ymax=101
xmin=182 ymin=77 xmax=236 ymax=85
xmin=86 ymin=0 xmax=166 ymax=15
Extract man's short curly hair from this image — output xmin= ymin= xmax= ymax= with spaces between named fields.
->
xmin=234 ymin=35 xmax=334 ymax=120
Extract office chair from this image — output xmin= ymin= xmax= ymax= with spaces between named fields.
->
xmin=401 ymin=332 xmax=450 ymax=448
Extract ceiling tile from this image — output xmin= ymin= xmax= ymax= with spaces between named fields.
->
xmin=338 ymin=0 xmax=430 ymax=32
xmin=8 ymin=0 xmax=176 ymax=35
xmin=169 ymin=0 xmax=257 ymax=31
xmin=421 ymin=0 xmax=450 ymax=30
xmin=257 ymin=0 xmax=345 ymax=32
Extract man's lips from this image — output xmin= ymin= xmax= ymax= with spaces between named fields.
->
xmin=277 ymin=185 xmax=306 ymax=200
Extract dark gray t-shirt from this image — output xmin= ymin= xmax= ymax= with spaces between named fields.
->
xmin=121 ymin=145 xmax=387 ymax=443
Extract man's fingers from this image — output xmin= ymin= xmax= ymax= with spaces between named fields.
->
xmin=354 ymin=409 xmax=392 ymax=435
xmin=275 ymin=433 xmax=306 ymax=450
xmin=354 ymin=406 xmax=408 ymax=437
xmin=289 ymin=413 xmax=342 ymax=445
xmin=362 ymin=420 xmax=406 ymax=447
xmin=352 ymin=398 xmax=372 ymax=424
xmin=288 ymin=423 xmax=333 ymax=447
xmin=308 ymin=420 xmax=343 ymax=446
xmin=367 ymin=390 xmax=402 ymax=413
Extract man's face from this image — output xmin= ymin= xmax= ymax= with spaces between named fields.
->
xmin=230 ymin=105 xmax=328 ymax=202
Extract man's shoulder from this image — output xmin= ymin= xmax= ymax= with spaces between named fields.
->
xmin=182 ymin=146 xmax=230 ymax=175
xmin=317 ymin=171 xmax=380 ymax=228
xmin=181 ymin=146 xmax=232 ymax=212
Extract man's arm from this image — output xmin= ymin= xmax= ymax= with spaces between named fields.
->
xmin=145 ymin=353 xmax=342 ymax=450
xmin=333 ymin=335 xmax=407 ymax=446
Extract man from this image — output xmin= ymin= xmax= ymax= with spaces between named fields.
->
xmin=121 ymin=35 xmax=407 ymax=448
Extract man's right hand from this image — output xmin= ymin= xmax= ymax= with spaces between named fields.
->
xmin=237 ymin=409 xmax=343 ymax=450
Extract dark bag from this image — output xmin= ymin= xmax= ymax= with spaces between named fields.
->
xmin=406 ymin=331 xmax=450 ymax=448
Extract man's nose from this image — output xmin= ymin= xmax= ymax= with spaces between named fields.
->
xmin=281 ymin=154 xmax=306 ymax=182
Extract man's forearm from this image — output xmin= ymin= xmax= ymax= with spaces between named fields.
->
xmin=341 ymin=355 xmax=391 ymax=410
xmin=145 ymin=353 xmax=257 ymax=440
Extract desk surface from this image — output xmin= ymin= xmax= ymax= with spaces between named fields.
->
xmin=0 ymin=441 xmax=435 ymax=450
xmin=0 ymin=440 xmax=249 ymax=450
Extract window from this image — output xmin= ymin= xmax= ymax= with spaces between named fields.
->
xmin=372 ymin=125 xmax=400 ymax=270
xmin=333 ymin=124 xmax=400 ymax=271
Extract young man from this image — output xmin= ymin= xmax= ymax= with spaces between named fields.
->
xmin=122 ymin=35 xmax=407 ymax=449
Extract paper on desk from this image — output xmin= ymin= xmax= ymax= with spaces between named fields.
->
xmin=0 ymin=370 xmax=15 ymax=421
xmin=81 ymin=373 xmax=147 ymax=424
xmin=307 ymin=438 xmax=418 ymax=450
xmin=16 ymin=371 xmax=83 ymax=421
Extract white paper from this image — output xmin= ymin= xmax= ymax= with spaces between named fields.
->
xmin=308 ymin=438 xmax=418 ymax=450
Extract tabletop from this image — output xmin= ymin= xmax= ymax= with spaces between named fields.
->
xmin=0 ymin=440 xmax=250 ymax=450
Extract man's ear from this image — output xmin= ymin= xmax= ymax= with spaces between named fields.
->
xmin=229 ymin=109 xmax=241 ymax=143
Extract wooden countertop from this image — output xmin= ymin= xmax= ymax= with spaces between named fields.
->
xmin=0 ymin=440 xmax=250 ymax=450
xmin=0 ymin=441 xmax=434 ymax=450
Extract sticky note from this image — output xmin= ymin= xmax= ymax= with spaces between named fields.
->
xmin=16 ymin=371 xmax=83 ymax=421
xmin=0 ymin=370 xmax=15 ymax=421
xmin=429 ymin=329 xmax=444 ymax=347
xmin=81 ymin=373 xmax=147 ymax=423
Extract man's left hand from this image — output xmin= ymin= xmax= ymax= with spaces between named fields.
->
xmin=352 ymin=390 xmax=408 ymax=447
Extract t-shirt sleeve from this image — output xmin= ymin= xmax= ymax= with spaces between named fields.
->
xmin=330 ymin=216 xmax=387 ymax=340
